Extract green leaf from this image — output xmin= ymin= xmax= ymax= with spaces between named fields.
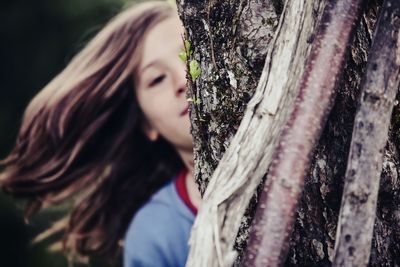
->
xmin=185 ymin=40 xmax=192 ymax=54
xmin=189 ymin=60 xmax=201 ymax=81
xmin=179 ymin=51 xmax=187 ymax=62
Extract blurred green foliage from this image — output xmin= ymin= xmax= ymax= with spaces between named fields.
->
xmin=0 ymin=0 xmax=144 ymax=266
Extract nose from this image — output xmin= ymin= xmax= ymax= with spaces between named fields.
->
xmin=176 ymin=86 xmax=185 ymax=96
xmin=173 ymin=59 xmax=188 ymax=97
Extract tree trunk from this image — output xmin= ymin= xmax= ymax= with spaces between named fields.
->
xmin=177 ymin=0 xmax=400 ymax=266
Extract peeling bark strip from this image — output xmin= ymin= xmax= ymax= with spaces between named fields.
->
xmin=242 ymin=1 xmax=367 ymax=266
xmin=332 ymin=1 xmax=400 ymax=266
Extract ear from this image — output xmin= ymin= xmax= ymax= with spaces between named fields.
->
xmin=142 ymin=121 xmax=159 ymax=142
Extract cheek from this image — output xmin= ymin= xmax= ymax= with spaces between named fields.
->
xmin=139 ymin=97 xmax=174 ymax=128
xmin=137 ymin=90 xmax=161 ymax=115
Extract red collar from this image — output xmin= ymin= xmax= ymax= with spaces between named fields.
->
xmin=175 ymin=169 xmax=198 ymax=215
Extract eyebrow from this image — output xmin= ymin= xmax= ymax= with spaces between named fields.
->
xmin=139 ymin=45 xmax=184 ymax=74
xmin=140 ymin=61 xmax=160 ymax=74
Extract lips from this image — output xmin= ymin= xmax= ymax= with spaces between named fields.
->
xmin=180 ymin=105 xmax=189 ymax=116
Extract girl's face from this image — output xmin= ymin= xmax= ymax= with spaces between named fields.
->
xmin=135 ymin=15 xmax=192 ymax=154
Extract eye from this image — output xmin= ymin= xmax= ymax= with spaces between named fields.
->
xmin=148 ymin=74 xmax=166 ymax=87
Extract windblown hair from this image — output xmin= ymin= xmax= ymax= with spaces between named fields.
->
xmin=0 ymin=1 xmax=182 ymax=260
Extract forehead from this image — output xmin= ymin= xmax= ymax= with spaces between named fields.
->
xmin=140 ymin=16 xmax=184 ymax=66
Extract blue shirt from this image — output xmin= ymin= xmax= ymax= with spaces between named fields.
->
xmin=124 ymin=178 xmax=195 ymax=267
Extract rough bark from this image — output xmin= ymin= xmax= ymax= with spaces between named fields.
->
xmin=177 ymin=0 xmax=278 ymax=195
xmin=332 ymin=1 xmax=400 ymax=266
xmin=178 ymin=0 xmax=400 ymax=266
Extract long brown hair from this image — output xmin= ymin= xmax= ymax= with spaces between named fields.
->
xmin=0 ymin=0 xmax=182 ymax=261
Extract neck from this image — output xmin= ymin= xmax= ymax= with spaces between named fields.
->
xmin=176 ymin=148 xmax=201 ymax=208
xmin=185 ymin=170 xmax=201 ymax=208
xmin=176 ymin=148 xmax=194 ymax=173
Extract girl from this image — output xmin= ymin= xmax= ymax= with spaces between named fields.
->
xmin=0 ymin=1 xmax=200 ymax=266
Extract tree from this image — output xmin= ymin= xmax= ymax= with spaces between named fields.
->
xmin=177 ymin=0 xmax=400 ymax=266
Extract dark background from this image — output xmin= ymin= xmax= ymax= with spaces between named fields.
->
xmin=0 ymin=0 xmax=141 ymax=266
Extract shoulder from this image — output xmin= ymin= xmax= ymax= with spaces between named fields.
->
xmin=123 ymin=180 xmax=193 ymax=267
